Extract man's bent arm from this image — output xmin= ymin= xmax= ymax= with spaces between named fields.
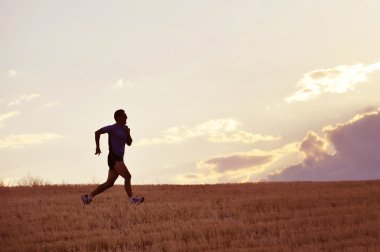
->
xmin=95 ymin=129 xmax=104 ymax=155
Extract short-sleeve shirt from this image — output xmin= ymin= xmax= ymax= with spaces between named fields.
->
xmin=101 ymin=124 xmax=129 ymax=158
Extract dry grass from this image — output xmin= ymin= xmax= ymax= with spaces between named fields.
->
xmin=0 ymin=181 xmax=379 ymax=251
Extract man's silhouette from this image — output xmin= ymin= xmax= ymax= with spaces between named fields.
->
xmin=81 ymin=109 xmax=144 ymax=205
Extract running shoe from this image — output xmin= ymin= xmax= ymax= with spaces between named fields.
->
xmin=129 ymin=196 xmax=144 ymax=205
xmin=81 ymin=194 xmax=92 ymax=205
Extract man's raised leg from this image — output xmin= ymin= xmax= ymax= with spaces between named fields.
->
xmin=90 ymin=168 xmax=119 ymax=198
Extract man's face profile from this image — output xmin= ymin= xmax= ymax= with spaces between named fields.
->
xmin=117 ymin=112 xmax=127 ymax=125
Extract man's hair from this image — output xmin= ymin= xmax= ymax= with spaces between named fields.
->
xmin=114 ymin=109 xmax=125 ymax=121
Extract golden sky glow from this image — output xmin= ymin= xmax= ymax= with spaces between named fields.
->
xmin=1 ymin=1 xmax=380 ymax=184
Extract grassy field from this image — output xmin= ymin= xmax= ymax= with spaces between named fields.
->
xmin=0 ymin=181 xmax=379 ymax=251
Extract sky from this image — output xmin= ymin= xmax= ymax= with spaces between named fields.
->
xmin=1 ymin=0 xmax=380 ymax=185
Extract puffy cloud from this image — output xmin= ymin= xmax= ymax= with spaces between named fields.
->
xmin=0 ymin=133 xmax=62 ymax=149
xmin=208 ymin=131 xmax=280 ymax=143
xmin=177 ymin=143 xmax=299 ymax=184
xmin=299 ymin=131 xmax=330 ymax=165
xmin=176 ymin=109 xmax=380 ymax=183
xmin=285 ymin=61 xmax=380 ymax=102
xmin=40 ymin=100 xmax=60 ymax=109
xmin=7 ymin=93 xmax=41 ymax=106
xmin=8 ymin=70 xmax=17 ymax=77
xmin=324 ymin=110 xmax=380 ymax=170
xmin=138 ymin=118 xmax=280 ymax=145
xmin=268 ymin=109 xmax=380 ymax=181
xmin=113 ymin=78 xmax=134 ymax=89
xmin=0 ymin=111 xmax=20 ymax=127
xmin=203 ymin=154 xmax=273 ymax=172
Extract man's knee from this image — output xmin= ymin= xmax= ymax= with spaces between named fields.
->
xmin=105 ymin=180 xmax=115 ymax=188
xmin=125 ymin=173 xmax=131 ymax=181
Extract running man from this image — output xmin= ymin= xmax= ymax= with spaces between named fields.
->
xmin=81 ymin=109 xmax=144 ymax=205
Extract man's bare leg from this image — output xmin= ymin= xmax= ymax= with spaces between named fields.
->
xmin=90 ymin=169 xmax=119 ymax=198
xmin=113 ymin=161 xmax=133 ymax=198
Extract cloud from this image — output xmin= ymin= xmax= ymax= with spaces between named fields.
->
xmin=113 ymin=78 xmax=134 ymax=89
xmin=0 ymin=133 xmax=62 ymax=149
xmin=7 ymin=93 xmax=42 ymax=106
xmin=203 ymin=154 xmax=273 ymax=172
xmin=177 ymin=143 xmax=299 ymax=184
xmin=40 ymin=100 xmax=60 ymax=109
xmin=176 ymin=109 xmax=380 ymax=184
xmin=0 ymin=111 xmax=21 ymax=127
xmin=285 ymin=61 xmax=380 ymax=102
xmin=8 ymin=70 xmax=17 ymax=77
xmin=138 ymin=118 xmax=280 ymax=145
xmin=268 ymin=109 xmax=380 ymax=181
xmin=299 ymin=131 xmax=330 ymax=165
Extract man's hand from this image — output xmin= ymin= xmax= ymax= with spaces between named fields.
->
xmin=125 ymin=126 xmax=133 ymax=146
xmin=95 ymin=146 xmax=101 ymax=155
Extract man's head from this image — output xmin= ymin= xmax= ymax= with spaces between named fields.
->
xmin=114 ymin=109 xmax=127 ymax=125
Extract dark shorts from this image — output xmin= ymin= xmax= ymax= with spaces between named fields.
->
xmin=108 ymin=152 xmax=123 ymax=169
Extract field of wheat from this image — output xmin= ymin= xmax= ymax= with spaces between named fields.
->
xmin=0 ymin=181 xmax=379 ymax=251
